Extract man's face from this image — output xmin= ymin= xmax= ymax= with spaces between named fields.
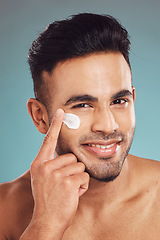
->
xmin=43 ymin=52 xmax=135 ymax=182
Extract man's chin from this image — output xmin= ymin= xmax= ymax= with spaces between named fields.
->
xmin=85 ymin=163 xmax=122 ymax=183
xmin=91 ymin=173 xmax=120 ymax=183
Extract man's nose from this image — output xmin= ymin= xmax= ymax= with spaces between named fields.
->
xmin=91 ymin=108 xmax=119 ymax=134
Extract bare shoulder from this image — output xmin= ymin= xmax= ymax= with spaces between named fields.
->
xmin=129 ymin=154 xmax=160 ymax=190
xmin=0 ymin=171 xmax=34 ymax=240
xmin=130 ymin=154 xmax=160 ymax=174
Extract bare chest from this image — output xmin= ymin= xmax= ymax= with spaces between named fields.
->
xmin=62 ymin=200 xmax=160 ymax=240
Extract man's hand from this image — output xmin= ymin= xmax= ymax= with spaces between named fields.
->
xmin=21 ymin=109 xmax=89 ymax=240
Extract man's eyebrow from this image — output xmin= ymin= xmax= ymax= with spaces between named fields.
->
xmin=111 ymin=90 xmax=133 ymax=100
xmin=64 ymin=94 xmax=98 ymax=106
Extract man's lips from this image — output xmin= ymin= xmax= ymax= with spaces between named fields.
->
xmin=81 ymin=140 xmax=121 ymax=158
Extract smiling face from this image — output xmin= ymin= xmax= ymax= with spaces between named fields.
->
xmin=42 ymin=52 xmax=135 ymax=182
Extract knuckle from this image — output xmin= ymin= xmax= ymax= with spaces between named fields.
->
xmin=52 ymin=170 xmax=62 ymax=180
xmin=84 ymin=172 xmax=90 ymax=181
xmin=66 ymin=153 xmax=77 ymax=162
xmin=38 ymin=161 xmax=50 ymax=176
xmin=42 ymin=161 xmax=49 ymax=172
xmin=63 ymin=178 xmax=72 ymax=188
xmin=77 ymin=162 xmax=85 ymax=171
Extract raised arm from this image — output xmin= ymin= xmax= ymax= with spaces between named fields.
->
xmin=20 ymin=109 xmax=89 ymax=240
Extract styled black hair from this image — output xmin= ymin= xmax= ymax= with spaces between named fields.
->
xmin=28 ymin=13 xmax=131 ymax=107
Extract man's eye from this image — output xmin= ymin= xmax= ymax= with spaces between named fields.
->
xmin=111 ymin=99 xmax=128 ymax=105
xmin=72 ymin=103 xmax=90 ymax=108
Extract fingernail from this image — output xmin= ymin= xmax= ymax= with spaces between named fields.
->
xmin=55 ymin=108 xmax=63 ymax=117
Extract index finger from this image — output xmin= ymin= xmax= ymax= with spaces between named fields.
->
xmin=36 ymin=108 xmax=64 ymax=162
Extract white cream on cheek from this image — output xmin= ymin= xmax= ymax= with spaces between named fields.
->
xmin=63 ymin=113 xmax=80 ymax=129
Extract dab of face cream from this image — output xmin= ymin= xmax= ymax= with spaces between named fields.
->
xmin=63 ymin=113 xmax=80 ymax=129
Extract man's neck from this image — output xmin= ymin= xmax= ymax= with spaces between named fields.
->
xmin=79 ymin=155 xmax=134 ymax=210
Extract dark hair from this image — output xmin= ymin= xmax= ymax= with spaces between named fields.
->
xmin=28 ymin=13 xmax=131 ymax=107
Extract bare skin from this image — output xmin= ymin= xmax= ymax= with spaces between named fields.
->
xmin=0 ymin=52 xmax=160 ymax=240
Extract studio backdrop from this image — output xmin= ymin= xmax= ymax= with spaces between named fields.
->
xmin=0 ymin=0 xmax=160 ymax=182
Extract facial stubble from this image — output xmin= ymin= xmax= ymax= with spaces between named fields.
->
xmin=56 ymin=127 xmax=135 ymax=183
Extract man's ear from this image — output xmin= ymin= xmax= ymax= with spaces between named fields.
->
xmin=132 ymin=86 xmax=136 ymax=103
xmin=27 ymin=98 xmax=49 ymax=134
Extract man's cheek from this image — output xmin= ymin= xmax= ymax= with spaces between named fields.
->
xmin=56 ymin=126 xmax=77 ymax=154
xmin=119 ymin=113 xmax=135 ymax=131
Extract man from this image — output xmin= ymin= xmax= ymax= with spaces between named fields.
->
xmin=0 ymin=13 xmax=160 ymax=240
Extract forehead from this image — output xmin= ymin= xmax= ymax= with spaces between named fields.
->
xmin=43 ymin=52 xmax=132 ymax=101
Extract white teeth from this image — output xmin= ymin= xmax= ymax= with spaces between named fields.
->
xmin=88 ymin=143 xmax=116 ymax=149
xmin=100 ymin=145 xmax=106 ymax=149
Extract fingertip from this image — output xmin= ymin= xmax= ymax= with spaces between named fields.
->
xmin=55 ymin=108 xmax=64 ymax=118
xmin=49 ymin=108 xmax=64 ymax=127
